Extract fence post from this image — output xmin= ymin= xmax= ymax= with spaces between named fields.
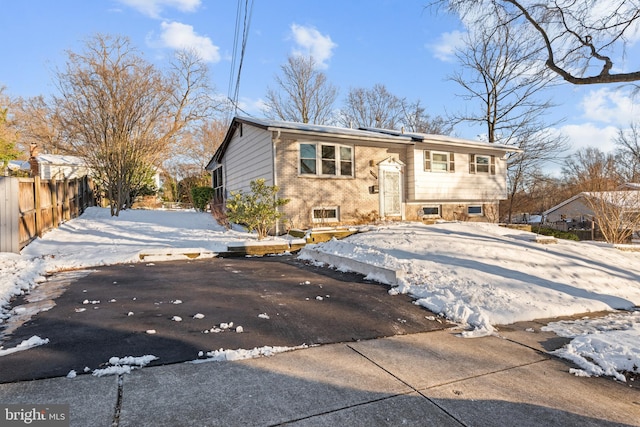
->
xmin=0 ymin=177 xmax=20 ymax=253
xmin=34 ymin=175 xmax=43 ymax=238
xmin=51 ymin=179 xmax=59 ymax=227
xmin=63 ymin=178 xmax=70 ymax=221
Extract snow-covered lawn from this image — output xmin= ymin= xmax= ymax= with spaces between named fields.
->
xmin=1 ymin=207 xmax=639 ymax=382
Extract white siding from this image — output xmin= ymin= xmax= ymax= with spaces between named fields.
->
xmin=223 ymin=125 xmax=274 ymax=193
xmin=405 ymin=148 xmax=416 ymax=200
xmin=411 ymin=146 xmax=507 ymax=202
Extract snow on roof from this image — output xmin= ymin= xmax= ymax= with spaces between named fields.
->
xmin=36 ymin=154 xmax=86 ymax=165
xmin=7 ymin=160 xmax=30 ymax=171
xmin=238 ymin=116 xmax=415 ymax=143
xmin=208 ymin=116 xmax=521 ymax=169
xmin=240 ymin=116 xmax=520 ymax=151
xmin=544 ymin=191 xmax=640 ymax=215
xmin=620 ymin=182 xmax=640 ymax=190
xmin=583 ymin=190 xmax=640 ymax=209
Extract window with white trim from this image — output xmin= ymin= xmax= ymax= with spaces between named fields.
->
xmin=467 ymin=205 xmax=483 ymax=215
xmin=422 ymin=206 xmax=441 ymax=217
xmin=300 ymin=143 xmax=353 ymax=177
xmin=424 ymin=150 xmax=455 ymax=172
xmin=469 ymin=154 xmax=495 ymax=174
xmin=312 ymin=206 xmax=339 ymax=223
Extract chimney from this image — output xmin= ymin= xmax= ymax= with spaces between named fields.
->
xmin=29 ymin=143 xmax=40 ymax=178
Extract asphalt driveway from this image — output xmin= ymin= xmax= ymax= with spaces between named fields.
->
xmin=0 ymin=255 xmax=448 ymax=383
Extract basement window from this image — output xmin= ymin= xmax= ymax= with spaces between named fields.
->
xmin=422 ymin=206 xmax=441 ymax=217
xmin=467 ymin=205 xmax=483 ymax=216
xmin=312 ymin=206 xmax=339 ymax=223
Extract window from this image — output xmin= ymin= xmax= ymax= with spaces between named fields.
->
xmin=312 ymin=206 xmax=339 ymax=223
xmin=467 ymin=205 xmax=483 ymax=215
xmin=469 ymin=154 xmax=495 ymax=174
xmin=212 ymin=166 xmax=224 ymax=202
xmin=422 ymin=206 xmax=441 ymax=216
xmin=424 ymin=151 xmax=455 ymax=172
xmin=300 ymin=144 xmax=317 ymax=174
xmin=300 ymin=143 xmax=353 ymax=177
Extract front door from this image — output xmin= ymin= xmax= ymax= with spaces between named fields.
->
xmin=382 ymin=170 xmax=401 ymax=217
xmin=378 ymin=158 xmax=404 ymax=219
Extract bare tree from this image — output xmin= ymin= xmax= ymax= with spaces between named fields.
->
xmin=263 ymin=55 xmax=338 ymax=124
xmin=338 ymin=84 xmax=404 ymax=129
xmin=13 ymin=95 xmax=67 ymax=155
xmin=401 ymin=100 xmax=453 ymax=134
xmin=583 ymin=191 xmax=640 ymax=244
xmin=562 ymin=147 xmax=623 ymax=192
xmin=449 ymin=23 xmax=568 ymax=222
xmin=615 ymin=122 xmax=640 ymax=182
xmin=54 ymin=34 xmax=215 ymax=216
xmin=436 ymin=0 xmax=640 ymax=85
xmin=0 ymin=87 xmax=23 ymax=173
xmin=164 ymin=117 xmax=229 ymax=204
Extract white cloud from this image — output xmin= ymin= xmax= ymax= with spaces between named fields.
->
xmin=290 ymin=24 xmax=337 ymax=69
xmin=560 ymin=123 xmax=619 ymax=153
xmin=580 ymin=88 xmax=637 ymax=126
xmin=587 ymin=2 xmax=640 ymax=45
xmin=429 ymin=30 xmax=466 ymax=62
xmin=158 ymin=21 xmax=220 ymax=62
xmin=117 ymin=0 xmax=200 ymax=18
xmin=235 ymin=97 xmax=267 ymax=115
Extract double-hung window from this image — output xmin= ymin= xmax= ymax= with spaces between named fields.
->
xmin=424 ymin=151 xmax=455 ymax=172
xmin=469 ymin=154 xmax=496 ymax=174
xmin=300 ymin=143 xmax=353 ymax=177
xmin=211 ymin=165 xmax=224 ymax=202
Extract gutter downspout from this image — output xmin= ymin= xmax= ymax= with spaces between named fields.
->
xmin=272 ymin=129 xmax=281 ymax=235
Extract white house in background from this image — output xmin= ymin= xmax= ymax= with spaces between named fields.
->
xmin=543 ymin=191 xmax=640 ymax=225
xmin=206 ymin=116 xmax=521 ymax=232
xmin=34 ymin=154 xmax=89 ymax=180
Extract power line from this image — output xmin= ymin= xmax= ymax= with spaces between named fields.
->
xmin=227 ymin=0 xmax=254 ymax=119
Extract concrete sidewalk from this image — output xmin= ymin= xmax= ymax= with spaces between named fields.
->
xmin=1 ymin=325 xmax=638 ymax=426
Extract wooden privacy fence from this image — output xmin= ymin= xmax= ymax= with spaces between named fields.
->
xmin=0 ymin=175 xmax=95 ymax=253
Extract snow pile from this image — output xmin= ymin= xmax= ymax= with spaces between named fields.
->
xmin=191 ymin=344 xmax=309 ymax=364
xmin=203 ymin=321 xmax=243 ymax=334
xmin=300 ymin=222 xmax=640 ymax=337
xmin=543 ymin=311 xmax=640 ymax=382
xmin=0 ymin=335 xmax=49 ymax=356
xmin=0 ymin=253 xmax=47 ymax=321
xmin=92 ymin=355 xmax=159 ymax=377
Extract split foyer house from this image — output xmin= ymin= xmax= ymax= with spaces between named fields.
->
xmin=206 ymin=117 xmax=520 ymax=232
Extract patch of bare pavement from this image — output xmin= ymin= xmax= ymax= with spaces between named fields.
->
xmin=0 ymin=255 xmax=450 ymax=383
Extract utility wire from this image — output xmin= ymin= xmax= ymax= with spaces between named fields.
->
xmin=227 ymin=0 xmax=255 ymax=119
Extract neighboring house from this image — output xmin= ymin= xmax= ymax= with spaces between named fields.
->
xmin=543 ymin=191 xmax=640 ymax=227
xmin=7 ymin=160 xmax=30 ymax=174
xmin=618 ymin=182 xmax=640 ymax=191
xmin=206 ymin=117 xmax=520 ymax=232
xmin=33 ymin=154 xmax=89 ymax=180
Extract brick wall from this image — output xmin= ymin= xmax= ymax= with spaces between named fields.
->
xmin=276 ymin=137 xmax=406 ymax=229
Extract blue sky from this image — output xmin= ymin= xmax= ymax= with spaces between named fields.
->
xmin=1 ymin=0 xmax=638 ymax=175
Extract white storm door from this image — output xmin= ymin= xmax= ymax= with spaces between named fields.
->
xmin=381 ymin=169 xmax=401 ymax=217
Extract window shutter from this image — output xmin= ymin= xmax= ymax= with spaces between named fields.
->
xmin=449 ymin=152 xmax=455 ymax=173
xmin=424 ymin=150 xmax=431 ymax=171
xmin=469 ymin=154 xmax=476 ymax=174
xmin=490 ymin=155 xmax=496 ymax=175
